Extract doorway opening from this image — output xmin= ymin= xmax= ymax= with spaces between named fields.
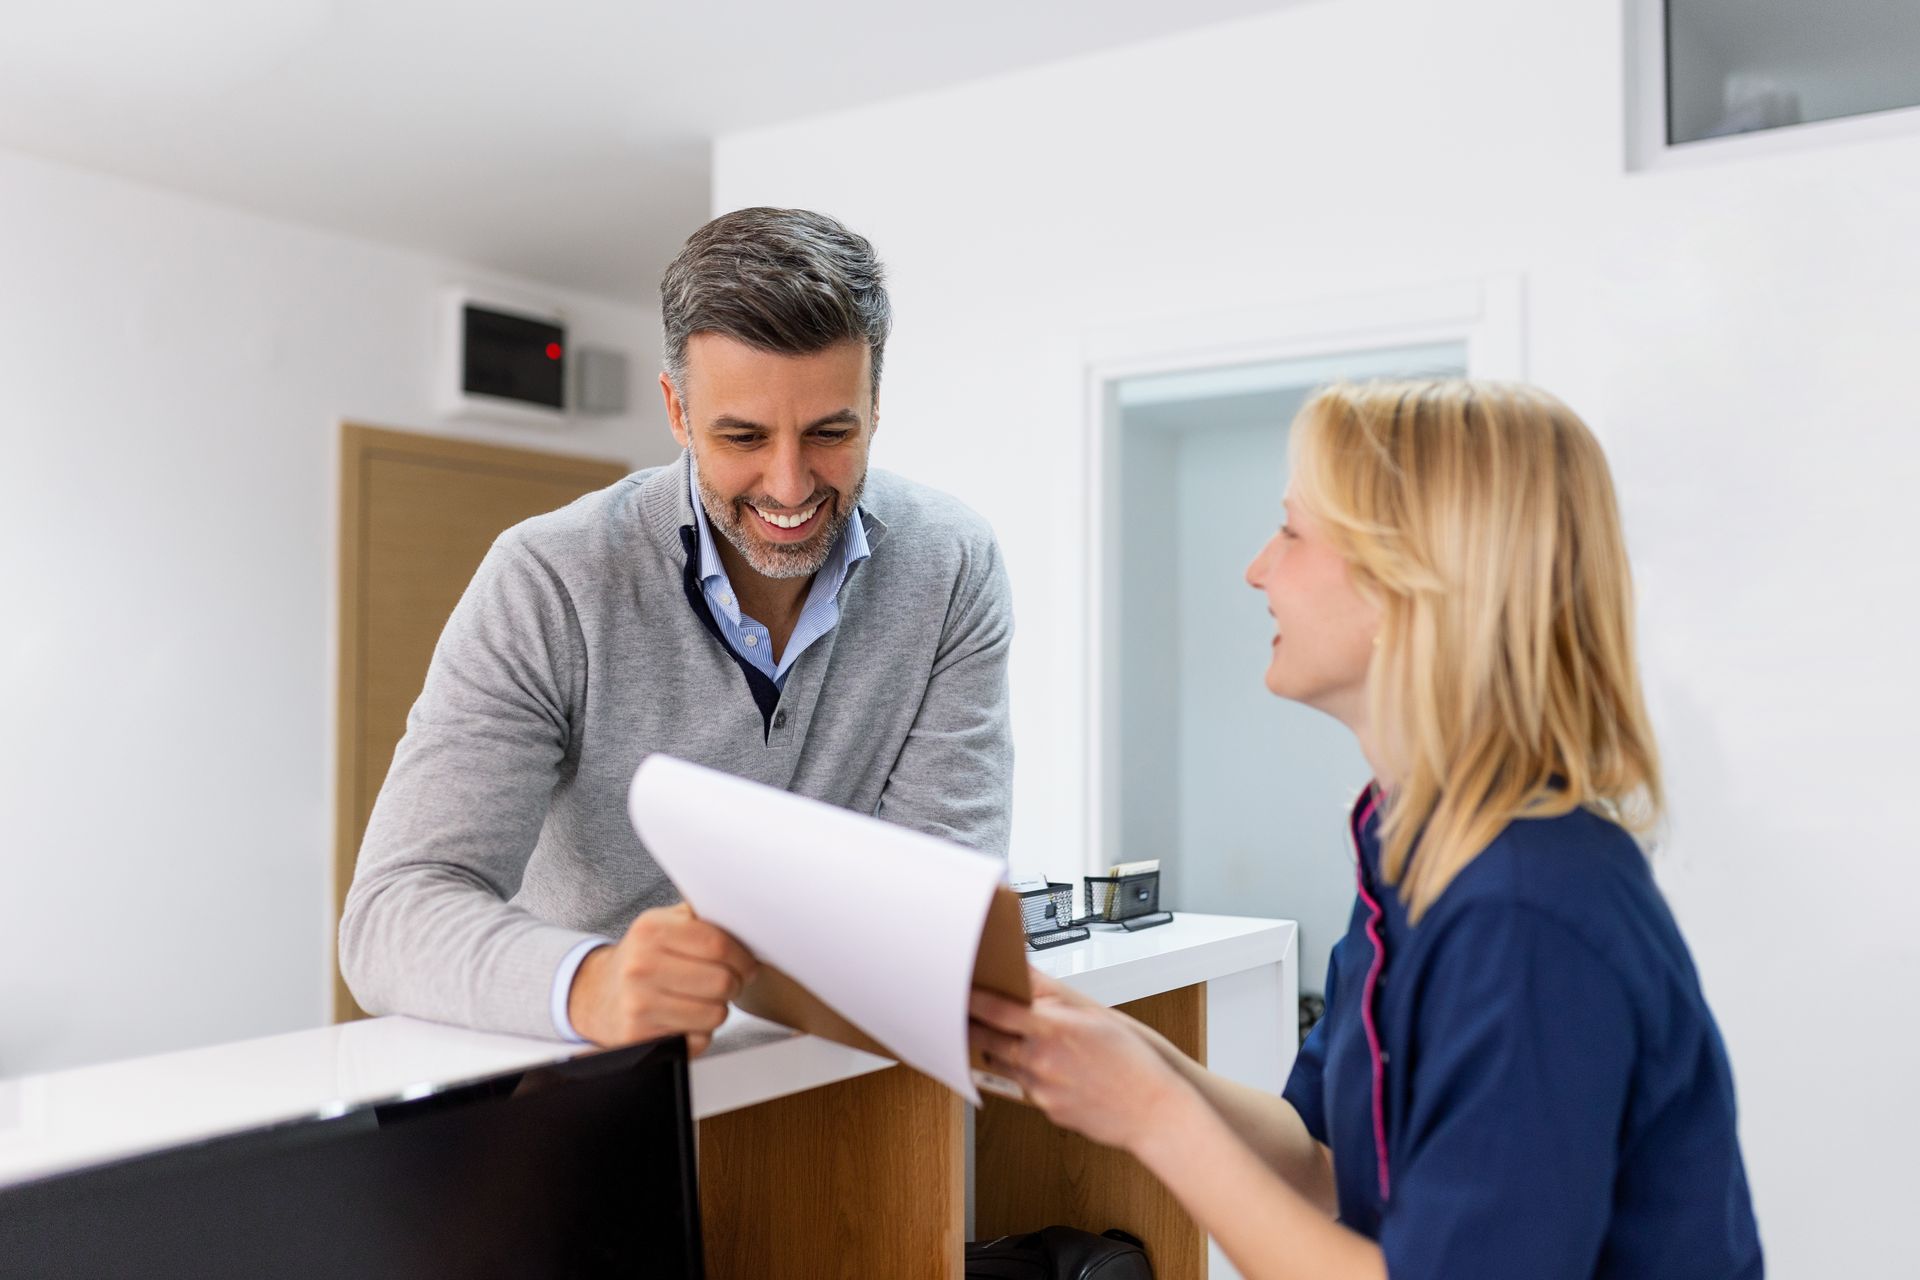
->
xmin=1098 ymin=341 xmax=1468 ymax=996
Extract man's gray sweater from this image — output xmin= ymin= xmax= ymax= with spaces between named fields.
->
xmin=339 ymin=452 xmax=1013 ymax=1038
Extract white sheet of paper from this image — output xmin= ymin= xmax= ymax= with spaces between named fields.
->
xmin=627 ymin=755 xmax=1005 ymax=1104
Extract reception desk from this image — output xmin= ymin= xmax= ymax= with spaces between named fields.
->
xmin=0 ymin=914 xmax=1296 ymax=1279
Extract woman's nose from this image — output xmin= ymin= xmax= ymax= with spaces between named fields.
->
xmin=1245 ymin=539 xmax=1272 ymax=589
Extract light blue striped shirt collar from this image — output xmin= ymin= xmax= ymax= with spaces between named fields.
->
xmin=687 ymin=454 xmax=870 ymax=686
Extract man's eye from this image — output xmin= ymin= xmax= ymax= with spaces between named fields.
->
xmin=1280 ymin=524 xmax=1297 ymax=539
xmin=815 ymin=430 xmax=851 ymax=442
xmin=723 ymin=435 xmax=759 ymax=446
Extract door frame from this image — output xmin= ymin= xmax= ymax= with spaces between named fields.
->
xmin=1077 ymin=275 xmax=1528 ymax=877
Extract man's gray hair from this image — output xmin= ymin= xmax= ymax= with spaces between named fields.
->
xmin=660 ymin=207 xmax=892 ymax=401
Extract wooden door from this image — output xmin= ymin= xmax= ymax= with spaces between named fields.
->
xmin=334 ymin=423 xmax=631 ymax=1021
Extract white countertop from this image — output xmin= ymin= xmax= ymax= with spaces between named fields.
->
xmin=0 ymin=913 xmax=1294 ymax=1190
xmin=1029 ymin=911 xmax=1294 ymax=1004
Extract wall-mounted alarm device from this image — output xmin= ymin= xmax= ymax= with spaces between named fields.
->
xmin=439 ymin=289 xmax=569 ymax=424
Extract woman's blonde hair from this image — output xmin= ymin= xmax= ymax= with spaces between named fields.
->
xmin=1290 ymin=379 xmax=1662 ymax=920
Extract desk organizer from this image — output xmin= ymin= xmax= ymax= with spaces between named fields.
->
xmin=1017 ymin=881 xmax=1089 ymax=950
xmin=1082 ymin=870 xmax=1174 ymax=932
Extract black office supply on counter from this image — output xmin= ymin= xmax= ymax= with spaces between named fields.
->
xmin=1016 ymin=880 xmax=1090 ymax=950
xmin=0 ymin=1038 xmax=704 ymax=1280
xmin=1083 ymin=870 xmax=1173 ymax=932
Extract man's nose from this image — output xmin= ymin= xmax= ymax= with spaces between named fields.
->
xmin=763 ymin=438 xmax=815 ymax=508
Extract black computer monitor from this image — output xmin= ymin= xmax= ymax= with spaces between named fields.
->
xmin=0 ymin=1037 xmax=704 ymax=1279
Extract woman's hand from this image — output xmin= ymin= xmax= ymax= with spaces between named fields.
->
xmin=1024 ymin=969 xmax=1102 ymax=1011
xmin=969 ymin=971 xmax=1198 ymax=1154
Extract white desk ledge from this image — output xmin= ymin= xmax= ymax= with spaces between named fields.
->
xmin=0 ymin=913 xmax=1295 ymax=1189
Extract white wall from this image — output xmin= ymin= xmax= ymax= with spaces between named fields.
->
xmin=713 ymin=1 xmax=1920 ymax=1272
xmin=0 ymin=146 xmax=675 ymax=1076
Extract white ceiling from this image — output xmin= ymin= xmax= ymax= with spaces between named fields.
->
xmin=0 ymin=0 xmax=1296 ymax=302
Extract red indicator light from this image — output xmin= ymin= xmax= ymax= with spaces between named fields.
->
xmin=546 ymin=342 xmax=562 ymax=360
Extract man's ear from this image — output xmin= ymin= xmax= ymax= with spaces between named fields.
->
xmin=660 ymin=372 xmax=691 ymax=450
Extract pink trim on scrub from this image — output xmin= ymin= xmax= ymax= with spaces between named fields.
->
xmin=1351 ymin=785 xmax=1392 ymax=1202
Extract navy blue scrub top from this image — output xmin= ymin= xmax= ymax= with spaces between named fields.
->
xmin=1283 ymin=786 xmax=1763 ymax=1279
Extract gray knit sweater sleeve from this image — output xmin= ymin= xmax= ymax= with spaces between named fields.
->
xmin=338 ymin=533 xmax=599 ymax=1037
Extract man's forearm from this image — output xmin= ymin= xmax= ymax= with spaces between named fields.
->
xmin=340 ymin=859 xmax=598 ymax=1037
xmin=1130 ymin=1018 xmax=1337 ymax=1213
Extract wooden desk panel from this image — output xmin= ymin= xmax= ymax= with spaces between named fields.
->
xmin=699 ymin=1062 xmax=964 ymax=1279
xmin=974 ymin=984 xmax=1208 ymax=1280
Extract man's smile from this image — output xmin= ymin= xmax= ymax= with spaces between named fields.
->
xmin=746 ymin=498 xmax=827 ymax=540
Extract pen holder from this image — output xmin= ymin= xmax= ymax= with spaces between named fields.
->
xmin=1017 ymin=881 xmax=1089 ymax=950
xmin=1083 ymin=871 xmax=1173 ymax=931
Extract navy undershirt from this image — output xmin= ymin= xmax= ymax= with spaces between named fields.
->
xmin=677 ymin=526 xmax=781 ymax=734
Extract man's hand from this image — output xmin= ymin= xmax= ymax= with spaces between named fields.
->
xmin=566 ymin=904 xmax=757 ymax=1055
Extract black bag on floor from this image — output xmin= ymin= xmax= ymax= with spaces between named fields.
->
xmin=964 ymin=1226 xmax=1153 ymax=1279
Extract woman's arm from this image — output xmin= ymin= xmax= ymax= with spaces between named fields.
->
xmin=1134 ymin=1084 xmax=1384 ymax=1280
xmin=1127 ymin=1012 xmax=1336 ymax=1215
xmin=971 ymin=981 xmax=1381 ymax=1280
xmin=1024 ymin=973 xmax=1335 ymax=1211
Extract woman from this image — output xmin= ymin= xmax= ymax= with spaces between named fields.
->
xmin=970 ymin=381 xmax=1762 ymax=1279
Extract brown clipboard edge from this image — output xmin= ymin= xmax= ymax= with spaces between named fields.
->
xmin=729 ymin=885 xmax=1034 ymax=1100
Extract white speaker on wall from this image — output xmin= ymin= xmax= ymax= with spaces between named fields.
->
xmin=571 ymin=346 xmax=629 ymax=416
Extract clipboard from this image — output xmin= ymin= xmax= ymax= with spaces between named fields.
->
xmin=730 ymin=884 xmax=1033 ymax=1100
xmin=626 ymin=754 xmax=1032 ymax=1104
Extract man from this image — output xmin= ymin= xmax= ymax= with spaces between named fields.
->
xmin=340 ymin=208 xmax=1012 ymax=1051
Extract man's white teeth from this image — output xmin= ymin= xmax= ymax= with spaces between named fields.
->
xmin=754 ymin=503 xmax=819 ymax=529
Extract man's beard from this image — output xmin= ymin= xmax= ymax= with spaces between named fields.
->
xmin=695 ymin=464 xmax=867 ymax=581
